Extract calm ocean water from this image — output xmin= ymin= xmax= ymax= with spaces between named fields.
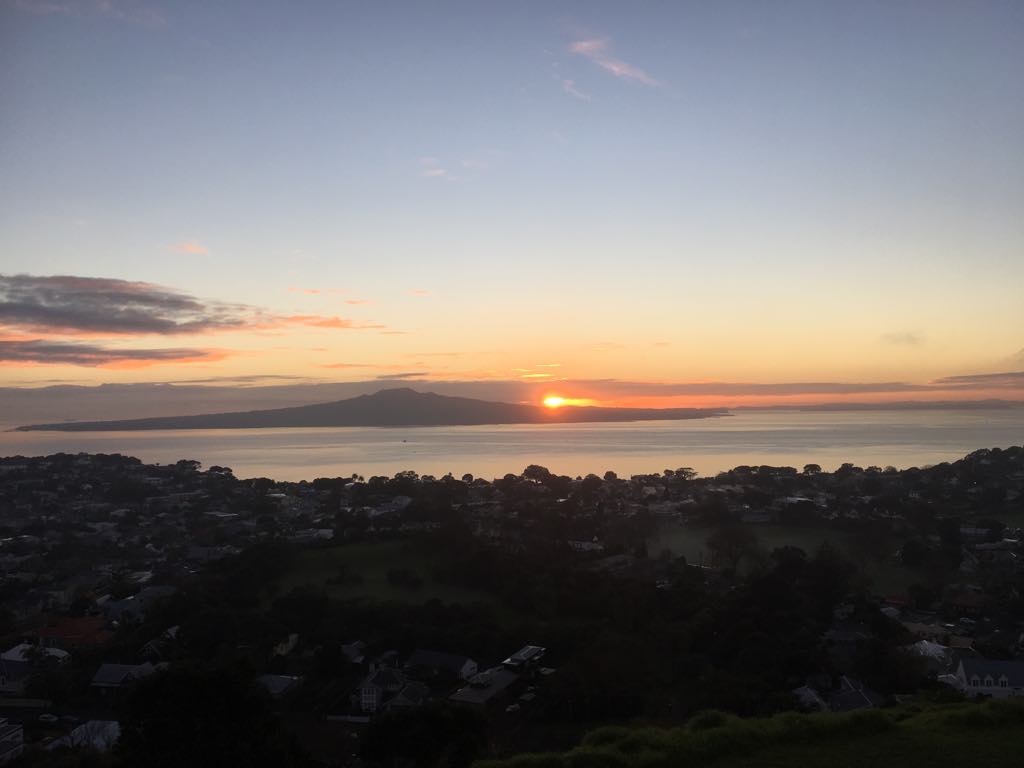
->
xmin=1 ymin=409 xmax=1022 ymax=481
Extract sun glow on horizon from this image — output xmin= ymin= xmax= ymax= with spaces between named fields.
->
xmin=543 ymin=395 xmax=599 ymax=408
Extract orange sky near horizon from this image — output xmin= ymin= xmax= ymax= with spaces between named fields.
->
xmin=1 ymin=4 xmax=1022 ymax=408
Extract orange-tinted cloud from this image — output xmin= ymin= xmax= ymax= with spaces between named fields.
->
xmin=277 ymin=315 xmax=386 ymax=330
xmin=170 ymin=241 xmax=209 ymax=255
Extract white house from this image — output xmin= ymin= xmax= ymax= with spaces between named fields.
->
xmin=956 ymin=658 xmax=1024 ymax=698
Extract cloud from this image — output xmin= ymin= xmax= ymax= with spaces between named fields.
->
xmin=11 ymin=0 xmax=164 ymax=26
xmin=409 ymin=289 xmax=430 ymax=297
xmin=881 ymin=332 xmax=925 ymax=346
xmin=568 ymin=38 xmax=660 ymax=87
xmin=567 ymin=379 xmax=935 ymax=397
xmin=561 ymin=78 xmax=591 ymax=101
xmin=0 ymin=339 xmax=224 ymax=367
xmin=287 ymin=287 xmax=321 ymax=295
xmin=166 ymin=374 xmax=319 ymax=385
xmin=931 ymin=371 xmax=1024 ymax=390
xmin=0 ymin=274 xmax=249 ymax=336
xmin=376 ymin=372 xmax=430 ymax=380
xmin=0 ymin=274 xmax=386 ymax=338
xmin=418 ymin=157 xmax=454 ymax=180
xmin=170 ymin=241 xmax=209 ymax=255
xmin=275 ymin=315 xmax=385 ymax=330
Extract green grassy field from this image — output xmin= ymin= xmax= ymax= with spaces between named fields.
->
xmin=274 ymin=539 xmax=504 ymax=608
xmin=478 ymin=699 xmax=1024 ymax=768
xmin=648 ymin=521 xmax=916 ymax=595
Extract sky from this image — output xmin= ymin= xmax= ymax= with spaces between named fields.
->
xmin=1 ymin=0 xmax=1022 ymax=408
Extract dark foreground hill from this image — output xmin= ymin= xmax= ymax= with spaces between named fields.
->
xmin=478 ymin=700 xmax=1024 ymax=768
xmin=17 ymin=387 xmax=726 ymax=431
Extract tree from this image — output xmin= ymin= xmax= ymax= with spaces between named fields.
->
xmin=362 ymin=702 xmax=486 ymax=768
xmin=118 ymin=665 xmax=307 ymax=768
xmin=706 ymin=525 xmax=760 ymax=573
xmin=802 ymin=464 xmax=822 ymax=475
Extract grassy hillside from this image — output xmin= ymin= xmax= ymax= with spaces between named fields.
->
xmin=477 ymin=699 xmax=1024 ymax=768
xmin=273 ymin=540 xmax=507 ymax=611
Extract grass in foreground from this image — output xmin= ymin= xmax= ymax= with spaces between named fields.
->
xmin=477 ymin=699 xmax=1024 ymax=768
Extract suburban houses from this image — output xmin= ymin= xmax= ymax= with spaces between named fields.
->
xmin=0 ymin=447 xmax=1022 ymax=763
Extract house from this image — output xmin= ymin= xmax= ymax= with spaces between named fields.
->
xmin=956 ymin=658 xmax=1024 ymax=699
xmin=905 ymin=639 xmax=954 ymax=676
xmin=139 ymin=625 xmax=179 ymax=662
xmin=104 ymin=586 xmax=177 ymax=624
xmin=256 ymin=674 xmax=302 ymax=699
xmin=449 ymin=667 xmax=519 ymax=707
xmin=386 ymin=681 xmax=430 ymax=711
xmin=0 ymin=644 xmax=70 ymax=695
xmin=341 ymin=641 xmax=366 ymax=665
xmin=827 ymin=676 xmax=885 ymax=712
xmin=46 ymin=721 xmax=120 ymax=752
xmin=0 ymin=719 xmax=24 ymax=765
xmin=355 ymin=667 xmax=406 ymax=712
xmin=792 ymin=685 xmax=828 ymax=712
xmin=501 ymin=645 xmax=545 ymax=672
xmin=38 ymin=615 xmax=114 ymax=651
xmin=405 ymin=649 xmax=478 ymax=682
xmin=90 ymin=662 xmax=155 ymax=694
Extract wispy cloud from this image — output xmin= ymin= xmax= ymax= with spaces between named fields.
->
xmin=561 ymin=78 xmax=591 ymax=101
xmin=11 ymin=0 xmax=164 ymax=26
xmin=345 ymin=299 xmax=371 ymax=305
xmin=0 ymin=339 xmax=224 ymax=368
xmin=418 ymin=157 xmax=454 ymax=180
xmin=274 ymin=315 xmax=385 ymax=331
xmin=881 ymin=332 xmax=926 ymax=346
xmin=377 ymin=371 xmax=430 ymax=380
xmin=169 ymin=241 xmax=209 ymax=255
xmin=321 ymin=362 xmax=423 ymax=371
xmin=409 ymin=289 xmax=430 ymax=297
xmin=568 ymin=38 xmax=660 ymax=87
xmin=932 ymin=371 xmax=1024 ymax=389
xmin=287 ymin=286 xmax=321 ymax=295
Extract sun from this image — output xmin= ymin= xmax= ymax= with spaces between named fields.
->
xmin=543 ymin=396 xmax=567 ymax=409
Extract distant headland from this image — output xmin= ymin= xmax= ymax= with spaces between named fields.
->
xmin=16 ymin=387 xmax=728 ymax=432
